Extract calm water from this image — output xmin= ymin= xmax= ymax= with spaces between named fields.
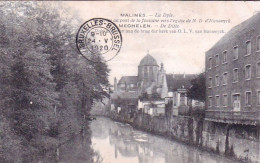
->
xmin=91 ymin=117 xmax=236 ymax=163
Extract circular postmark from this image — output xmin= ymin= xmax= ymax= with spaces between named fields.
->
xmin=76 ymin=18 xmax=122 ymax=62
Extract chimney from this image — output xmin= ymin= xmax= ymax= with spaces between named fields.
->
xmin=114 ymin=77 xmax=117 ymax=92
xmin=183 ymin=72 xmax=186 ymax=78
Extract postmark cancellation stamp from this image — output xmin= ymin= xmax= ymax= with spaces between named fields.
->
xmin=76 ymin=18 xmax=122 ymax=62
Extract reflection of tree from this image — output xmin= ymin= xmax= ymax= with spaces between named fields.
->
xmin=91 ymin=118 xmax=110 ymax=139
xmin=109 ymin=123 xmax=139 ymax=157
xmin=92 ymin=118 xmax=227 ymax=163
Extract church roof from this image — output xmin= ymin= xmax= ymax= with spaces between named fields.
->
xmin=166 ymin=74 xmax=197 ymax=91
xmin=138 ymin=54 xmax=158 ymax=66
xmin=208 ymin=12 xmax=260 ymax=52
xmin=118 ymin=76 xmax=138 ymax=84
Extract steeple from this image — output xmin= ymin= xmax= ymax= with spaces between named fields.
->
xmin=160 ymin=62 xmax=164 ymax=70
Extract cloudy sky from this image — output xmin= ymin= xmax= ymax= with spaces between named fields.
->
xmin=65 ymin=1 xmax=260 ymax=84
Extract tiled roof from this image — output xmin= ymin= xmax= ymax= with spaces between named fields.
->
xmin=166 ymin=74 xmax=197 ymax=91
xmin=208 ymin=13 xmax=260 ymax=52
xmin=138 ymin=54 xmax=158 ymax=66
xmin=118 ymin=76 xmax=138 ymax=84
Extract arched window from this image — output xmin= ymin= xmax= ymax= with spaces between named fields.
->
xmin=149 ymin=66 xmax=153 ymax=78
xmin=144 ymin=66 xmax=148 ymax=78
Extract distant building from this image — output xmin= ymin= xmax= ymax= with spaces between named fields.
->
xmin=112 ymin=51 xmax=197 ymax=117
xmin=205 ymin=13 xmax=260 ymax=125
xmin=114 ymin=52 xmax=168 ymax=98
xmin=166 ymin=74 xmax=198 ymax=116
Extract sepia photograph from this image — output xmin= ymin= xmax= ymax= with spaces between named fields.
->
xmin=0 ymin=1 xmax=259 ymax=163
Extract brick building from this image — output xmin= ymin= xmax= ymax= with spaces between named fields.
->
xmin=205 ymin=13 xmax=260 ymax=125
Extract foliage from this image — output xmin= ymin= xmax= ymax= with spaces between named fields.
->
xmin=0 ymin=2 xmax=109 ymax=162
xmin=187 ymin=72 xmax=206 ymax=102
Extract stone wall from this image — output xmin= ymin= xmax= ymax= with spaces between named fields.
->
xmin=108 ymin=110 xmax=260 ymax=163
xmin=203 ymin=120 xmax=260 ymax=163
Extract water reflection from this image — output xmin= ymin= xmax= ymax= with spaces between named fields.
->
xmin=91 ymin=117 xmax=236 ymax=163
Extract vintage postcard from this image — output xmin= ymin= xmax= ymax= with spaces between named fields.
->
xmin=0 ymin=1 xmax=259 ymax=163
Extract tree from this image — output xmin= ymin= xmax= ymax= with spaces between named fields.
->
xmin=187 ymin=72 xmax=206 ymax=102
xmin=0 ymin=2 xmax=109 ymax=162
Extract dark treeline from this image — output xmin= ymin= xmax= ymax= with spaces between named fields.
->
xmin=0 ymin=2 xmax=109 ymax=162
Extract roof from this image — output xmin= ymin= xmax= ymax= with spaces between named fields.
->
xmin=110 ymin=91 xmax=140 ymax=100
xmin=208 ymin=13 xmax=260 ymax=52
xmin=138 ymin=54 xmax=158 ymax=66
xmin=166 ymin=74 xmax=197 ymax=91
xmin=118 ymin=76 xmax=138 ymax=84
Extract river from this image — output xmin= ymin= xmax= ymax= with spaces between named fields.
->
xmin=91 ymin=117 xmax=237 ymax=163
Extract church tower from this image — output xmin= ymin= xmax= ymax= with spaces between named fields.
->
xmin=138 ymin=52 xmax=159 ymax=88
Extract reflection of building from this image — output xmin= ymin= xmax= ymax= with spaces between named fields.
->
xmin=205 ymin=13 xmax=260 ymax=125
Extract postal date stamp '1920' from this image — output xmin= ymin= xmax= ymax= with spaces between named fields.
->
xmin=76 ymin=18 xmax=122 ymax=62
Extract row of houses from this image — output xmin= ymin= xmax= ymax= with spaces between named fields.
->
xmin=110 ymin=12 xmax=260 ymax=136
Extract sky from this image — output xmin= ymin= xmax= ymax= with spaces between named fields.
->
xmin=64 ymin=1 xmax=260 ymax=84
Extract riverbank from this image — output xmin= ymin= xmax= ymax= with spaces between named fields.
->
xmin=104 ymin=111 xmax=259 ymax=163
xmin=91 ymin=116 xmax=239 ymax=163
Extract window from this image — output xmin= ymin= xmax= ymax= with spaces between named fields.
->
xmin=144 ymin=66 xmax=148 ymax=77
xmin=149 ymin=66 xmax=153 ymax=77
xmin=233 ymin=68 xmax=238 ymax=82
xmin=215 ymin=75 xmax=219 ymax=86
xmin=223 ymin=72 xmax=228 ymax=85
xmin=232 ymin=94 xmax=240 ymax=111
xmin=173 ymin=93 xmax=177 ymax=106
xmin=257 ymin=91 xmax=260 ymax=105
xmin=215 ymin=95 xmax=220 ymax=107
xmin=257 ymin=36 xmax=260 ymax=51
xmin=215 ymin=54 xmax=219 ymax=66
xmin=257 ymin=62 xmax=260 ymax=77
xmin=233 ymin=46 xmax=238 ymax=60
xmin=246 ymin=41 xmax=251 ymax=56
xmin=245 ymin=91 xmax=252 ymax=106
xmin=130 ymin=84 xmax=135 ymax=88
xmin=222 ymin=51 xmax=227 ymax=63
xmin=208 ymin=77 xmax=212 ymax=88
xmin=209 ymin=57 xmax=212 ymax=69
xmin=180 ymin=93 xmax=186 ymax=105
xmin=245 ymin=65 xmax=251 ymax=80
xmin=208 ymin=97 xmax=213 ymax=107
xmin=223 ymin=94 xmax=228 ymax=107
